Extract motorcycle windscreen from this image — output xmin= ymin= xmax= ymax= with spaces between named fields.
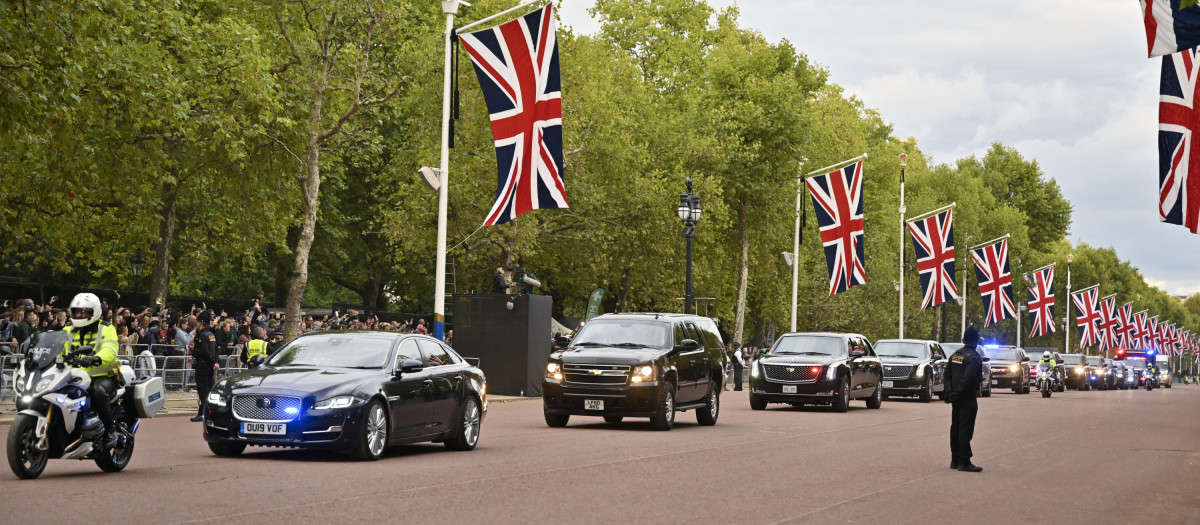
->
xmin=21 ymin=331 xmax=69 ymax=369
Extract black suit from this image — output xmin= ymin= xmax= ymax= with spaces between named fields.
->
xmin=492 ymin=273 xmax=509 ymax=294
xmin=944 ymin=346 xmax=983 ymax=465
xmin=193 ymin=328 xmax=219 ymax=417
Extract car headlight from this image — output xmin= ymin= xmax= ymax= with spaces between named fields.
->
xmin=914 ymin=366 xmax=925 ymax=379
xmin=1075 ymin=367 xmax=1084 ymax=374
xmin=751 ymin=361 xmax=760 ymax=378
xmin=546 ymin=361 xmax=563 ymax=382
xmin=206 ymin=391 xmax=227 ymax=407
xmin=826 ymin=365 xmax=837 ymax=380
xmin=313 ymin=396 xmax=365 ymax=410
xmin=631 ymin=364 xmax=656 ymax=383
xmin=1097 ymin=370 xmax=1105 ymax=375
xmin=1009 ymin=364 xmax=1019 ymax=373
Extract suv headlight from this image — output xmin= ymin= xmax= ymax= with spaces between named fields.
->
xmin=546 ymin=361 xmax=562 ymax=382
xmin=1009 ymin=364 xmax=1019 ymax=373
xmin=751 ymin=361 xmax=760 ymax=378
xmin=1075 ymin=367 xmax=1085 ymax=375
xmin=826 ymin=365 xmax=837 ymax=380
xmin=314 ymin=396 xmax=365 ymax=410
xmin=206 ymin=391 xmax=227 ymax=407
xmin=631 ymin=364 xmax=655 ymax=383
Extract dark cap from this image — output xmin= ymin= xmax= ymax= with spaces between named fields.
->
xmin=962 ymin=325 xmax=981 ymax=347
xmin=196 ymin=311 xmax=213 ymax=325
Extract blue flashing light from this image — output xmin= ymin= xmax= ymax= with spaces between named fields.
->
xmin=982 ymin=344 xmax=1000 ymax=349
xmin=284 ymin=407 xmax=299 ymax=415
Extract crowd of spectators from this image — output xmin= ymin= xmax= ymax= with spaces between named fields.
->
xmin=0 ymin=290 xmax=445 ymax=360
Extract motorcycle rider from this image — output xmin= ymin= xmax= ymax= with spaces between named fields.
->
xmin=1037 ymin=351 xmax=1058 ymax=388
xmin=63 ymin=293 xmax=121 ymax=448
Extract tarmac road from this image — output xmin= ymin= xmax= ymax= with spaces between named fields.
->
xmin=1 ymin=385 xmax=1198 ymax=524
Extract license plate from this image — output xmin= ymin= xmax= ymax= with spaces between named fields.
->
xmin=881 ymin=381 xmax=894 ymax=388
xmin=782 ymin=385 xmax=798 ymax=394
xmin=991 ymin=379 xmax=999 ymax=385
xmin=584 ymin=399 xmax=604 ymax=411
xmin=242 ymin=422 xmax=286 ymax=435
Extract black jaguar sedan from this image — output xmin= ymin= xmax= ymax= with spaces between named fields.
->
xmin=202 ymin=331 xmax=486 ymax=460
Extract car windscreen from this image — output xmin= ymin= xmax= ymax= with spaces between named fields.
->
xmin=769 ymin=336 xmax=845 ymax=357
xmin=1086 ymin=356 xmax=1102 ymax=366
xmin=874 ymin=341 xmax=927 ymax=359
xmin=941 ymin=343 xmax=964 ymax=353
xmin=267 ymin=334 xmax=395 ymax=369
xmin=571 ymin=320 xmax=671 ymax=349
xmin=982 ymin=348 xmax=1021 ymax=361
xmin=1125 ymin=359 xmax=1147 ymax=370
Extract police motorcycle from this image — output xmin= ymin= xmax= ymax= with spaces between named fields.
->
xmin=1144 ymin=367 xmax=1158 ymax=391
xmin=1037 ymin=362 xmax=1055 ymax=398
xmin=6 ymin=331 xmax=165 ymax=479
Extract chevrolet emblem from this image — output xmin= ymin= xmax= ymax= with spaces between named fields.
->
xmin=589 ymin=369 xmax=603 ymax=375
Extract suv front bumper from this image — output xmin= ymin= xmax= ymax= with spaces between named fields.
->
xmin=542 ymin=381 xmax=663 ymax=418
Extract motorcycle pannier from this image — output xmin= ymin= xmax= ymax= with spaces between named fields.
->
xmin=131 ymin=376 xmax=166 ymax=418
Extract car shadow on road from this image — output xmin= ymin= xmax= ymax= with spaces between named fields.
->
xmin=225 ymin=443 xmax=450 ymax=463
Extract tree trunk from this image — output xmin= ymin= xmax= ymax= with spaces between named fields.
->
xmin=148 ymin=179 xmax=178 ymax=310
xmin=733 ymin=200 xmax=750 ymax=346
xmin=616 ymin=267 xmax=631 ymax=313
xmin=285 ymin=87 xmax=325 ymax=339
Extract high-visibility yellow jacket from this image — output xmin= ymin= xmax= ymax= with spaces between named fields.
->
xmin=245 ymin=338 xmax=269 ymax=361
xmin=63 ymin=323 xmax=120 ymax=378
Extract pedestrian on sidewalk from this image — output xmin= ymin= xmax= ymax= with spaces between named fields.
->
xmin=732 ymin=344 xmax=745 ymax=391
xmin=943 ymin=324 xmax=984 ymax=473
xmin=190 ymin=311 xmax=220 ymax=422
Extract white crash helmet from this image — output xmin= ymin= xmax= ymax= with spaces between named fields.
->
xmin=68 ymin=293 xmax=102 ymax=328
xmin=1042 ymin=351 xmax=1051 ymax=359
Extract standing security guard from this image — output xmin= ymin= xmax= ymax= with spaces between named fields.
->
xmin=190 ymin=311 xmax=220 ymax=422
xmin=244 ymin=325 xmax=269 ymax=366
xmin=943 ymin=324 xmax=984 ymax=473
xmin=63 ymin=293 xmax=121 ymax=449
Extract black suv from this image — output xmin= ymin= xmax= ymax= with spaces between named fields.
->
xmin=874 ymin=339 xmax=947 ymax=402
xmin=541 ymin=313 xmax=725 ymax=431
xmin=981 ymin=346 xmax=1030 ymax=394
xmin=1060 ymin=353 xmax=1090 ymax=391
xmin=747 ymin=332 xmax=883 ymax=412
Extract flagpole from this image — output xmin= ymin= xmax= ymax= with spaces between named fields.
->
xmin=432 ymin=0 xmax=467 ymax=342
xmin=966 ymin=233 xmax=1010 ymax=251
xmin=1065 ymin=254 xmax=1073 ymax=353
xmin=456 ymin=0 xmax=543 ymax=32
xmin=898 ymin=154 xmax=907 ymax=339
xmin=791 ymin=159 xmax=805 ymax=332
xmin=805 ymin=153 xmax=868 ymax=177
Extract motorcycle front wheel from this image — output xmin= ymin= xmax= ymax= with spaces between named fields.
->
xmin=94 ymin=411 xmax=135 ymax=473
xmin=7 ymin=414 xmax=48 ymax=479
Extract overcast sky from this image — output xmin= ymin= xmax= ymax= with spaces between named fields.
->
xmin=556 ymin=0 xmax=1200 ymax=297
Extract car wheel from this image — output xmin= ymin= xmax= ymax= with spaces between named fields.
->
xmin=918 ymin=375 xmax=933 ymax=403
xmin=544 ymin=410 xmax=570 ymax=428
xmin=831 ymin=376 xmax=850 ymax=413
xmin=866 ymin=377 xmax=883 ymax=409
xmin=696 ymin=381 xmax=719 ymax=426
xmin=354 ymin=400 xmax=388 ymax=461
xmin=749 ymin=394 xmax=767 ymax=410
xmin=445 ymin=396 xmax=482 ymax=451
xmin=650 ymin=383 xmax=676 ymax=431
xmin=208 ymin=442 xmax=246 ymax=457
xmin=602 ymin=415 xmax=623 ymax=423
xmin=982 ymin=383 xmax=992 ymax=397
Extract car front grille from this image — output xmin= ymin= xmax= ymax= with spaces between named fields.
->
xmin=883 ymin=365 xmax=915 ymax=380
xmin=563 ymin=364 xmax=630 ymax=386
xmin=762 ymin=364 xmax=820 ymax=383
xmin=232 ymin=395 xmax=302 ymax=422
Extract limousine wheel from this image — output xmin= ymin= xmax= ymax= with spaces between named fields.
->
xmin=696 ymin=381 xmax=719 ymax=426
xmin=866 ymin=377 xmax=882 ymax=409
xmin=831 ymin=376 xmax=850 ymax=413
xmin=354 ymin=400 xmax=389 ymax=461
xmin=650 ymin=383 xmax=675 ymax=431
xmin=445 ymin=396 xmax=481 ymax=451
xmin=603 ymin=416 xmax=623 ymax=424
xmin=918 ymin=375 xmax=933 ymax=403
xmin=749 ymin=394 xmax=767 ymax=410
xmin=208 ymin=442 xmax=246 ymax=457
xmin=544 ymin=410 xmax=569 ymax=428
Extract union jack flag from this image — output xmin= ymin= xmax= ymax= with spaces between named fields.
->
xmin=1158 ymin=47 xmax=1200 ymax=234
xmin=970 ymin=237 xmax=1015 ymax=327
xmin=1148 ymin=315 xmax=1161 ymax=352
xmin=1134 ymin=310 xmax=1150 ymax=350
xmin=1096 ymin=295 xmax=1119 ymax=352
xmin=1026 ymin=265 xmax=1055 ymax=338
xmin=1116 ymin=303 xmax=1135 ymax=349
xmin=1071 ymin=287 xmax=1101 ymax=349
xmin=807 ymin=160 xmax=866 ymax=296
xmin=906 ymin=208 xmax=957 ymax=310
xmin=460 ymin=4 xmax=567 ymax=227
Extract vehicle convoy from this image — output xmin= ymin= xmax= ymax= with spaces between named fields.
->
xmin=875 ymin=339 xmax=946 ymax=402
xmin=1111 ymin=361 xmax=1129 ymax=390
xmin=1155 ymin=356 xmax=1173 ymax=388
xmin=203 ymin=331 xmax=486 ymax=460
xmin=7 ymin=331 xmax=165 ymax=479
xmin=981 ymin=346 xmax=1030 ymax=394
xmin=542 ymin=313 xmax=725 ymax=430
xmin=1060 ymin=354 xmax=1090 ymax=391
xmin=942 ymin=342 xmax=992 ymax=397
xmin=747 ymin=332 xmax=883 ymax=412
xmin=1086 ymin=356 xmax=1110 ymax=390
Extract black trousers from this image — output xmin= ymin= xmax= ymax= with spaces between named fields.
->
xmin=195 ymin=370 xmax=215 ymax=417
xmin=88 ymin=376 xmax=118 ymax=432
xmin=950 ymin=396 xmax=978 ymax=463
xmin=732 ymin=366 xmax=743 ymax=391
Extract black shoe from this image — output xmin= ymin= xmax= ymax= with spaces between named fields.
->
xmin=190 ymin=415 xmax=204 ymax=422
xmin=102 ymin=430 xmax=120 ymax=449
xmin=950 ymin=462 xmax=958 ymax=469
xmin=957 ymin=463 xmax=983 ymax=472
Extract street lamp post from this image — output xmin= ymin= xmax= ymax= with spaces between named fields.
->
xmin=681 ymin=178 xmax=700 ymax=314
xmin=898 ymin=153 xmax=907 ymax=339
xmin=1065 ymin=253 xmax=1074 ymax=353
xmin=130 ymin=249 xmax=146 ymax=309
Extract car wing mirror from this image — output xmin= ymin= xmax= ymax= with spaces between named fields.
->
xmin=249 ymin=354 xmax=266 ymax=368
xmin=674 ymin=339 xmax=699 ymax=352
xmin=982 ymin=357 xmax=991 ymax=363
xmin=1021 ymin=356 xmax=1031 ymax=362
xmin=397 ymin=359 xmax=424 ymax=375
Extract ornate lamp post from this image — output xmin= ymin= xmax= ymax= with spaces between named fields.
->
xmin=677 ymin=178 xmax=702 ymax=314
xmin=130 ymin=249 xmax=146 ymax=309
